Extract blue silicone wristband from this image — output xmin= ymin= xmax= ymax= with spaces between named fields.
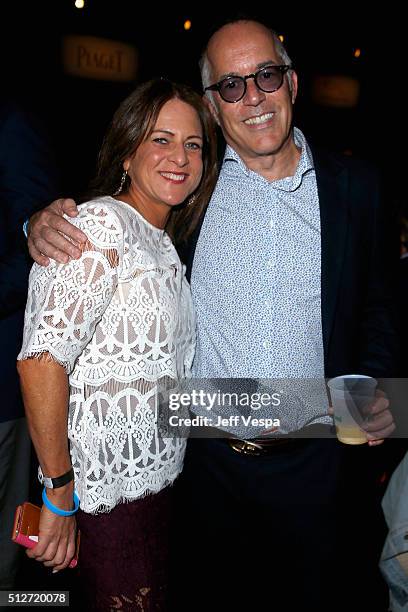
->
xmin=42 ymin=487 xmax=80 ymax=517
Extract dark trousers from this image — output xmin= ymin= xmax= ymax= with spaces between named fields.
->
xmin=170 ymin=437 xmax=389 ymax=611
xmin=0 ymin=418 xmax=31 ymax=589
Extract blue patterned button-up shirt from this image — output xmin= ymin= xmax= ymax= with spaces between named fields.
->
xmin=190 ymin=128 xmax=330 ymax=431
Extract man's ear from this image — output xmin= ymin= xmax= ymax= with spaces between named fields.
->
xmin=290 ymin=71 xmax=298 ymax=105
xmin=203 ymin=94 xmax=220 ymax=126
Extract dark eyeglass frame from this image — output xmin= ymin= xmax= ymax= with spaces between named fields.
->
xmin=204 ymin=65 xmax=292 ymax=103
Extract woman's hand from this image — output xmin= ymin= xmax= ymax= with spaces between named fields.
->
xmin=27 ymin=485 xmax=77 ymax=573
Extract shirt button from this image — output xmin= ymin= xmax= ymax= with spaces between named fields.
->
xmin=263 ymin=340 xmax=271 ymax=350
xmin=264 ymin=299 xmax=271 ymax=308
xmin=266 ymin=259 xmax=274 ymax=269
xmin=269 ymin=219 xmax=275 ymax=229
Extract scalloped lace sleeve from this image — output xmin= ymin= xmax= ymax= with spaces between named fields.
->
xmin=18 ymin=203 xmax=123 ymax=373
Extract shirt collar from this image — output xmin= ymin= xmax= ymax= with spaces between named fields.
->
xmin=222 ymin=127 xmax=314 ymax=191
xmin=223 ymin=144 xmax=249 ymax=173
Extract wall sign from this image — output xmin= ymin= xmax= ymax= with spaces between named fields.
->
xmin=63 ymin=35 xmax=138 ymax=82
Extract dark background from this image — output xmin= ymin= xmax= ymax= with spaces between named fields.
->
xmin=2 ymin=1 xmax=405 ymax=210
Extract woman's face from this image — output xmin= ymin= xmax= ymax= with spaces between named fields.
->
xmin=124 ymin=98 xmax=204 ymax=210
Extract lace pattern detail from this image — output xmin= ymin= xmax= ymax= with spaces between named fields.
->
xmin=19 ymin=197 xmax=195 ymax=513
xmin=109 ymin=588 xmax=154 ymax=611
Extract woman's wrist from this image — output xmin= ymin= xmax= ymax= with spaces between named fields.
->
xmin=45 ymin=480 xmax=75 ymax=507
xmin=42 ymin=487 xmax=79 ymax=516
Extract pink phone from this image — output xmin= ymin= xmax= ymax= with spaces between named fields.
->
xmin=11 ymin=502 xmax=80 ymax=568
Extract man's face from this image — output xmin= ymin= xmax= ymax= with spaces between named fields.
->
xmin=205 ymin=22 xmax=298 ymax=166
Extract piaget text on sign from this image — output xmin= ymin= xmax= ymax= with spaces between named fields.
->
xmin=62 ymin=35 xmax=138 ymax=82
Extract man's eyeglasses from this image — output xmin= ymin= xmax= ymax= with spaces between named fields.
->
xmin=204 ymin=65 xmax=291 ymax=103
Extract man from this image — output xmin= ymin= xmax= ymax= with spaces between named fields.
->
xmin=0 ymin=99 xmax=59 ymax=588
xmin=26 ymin=20 xmax=397 ymax=610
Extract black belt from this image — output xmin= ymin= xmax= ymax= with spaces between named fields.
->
xmin=227 ymin=437 xmax=303 ymax=456
xmin=226 ymin=424 xmax=334 ymax=456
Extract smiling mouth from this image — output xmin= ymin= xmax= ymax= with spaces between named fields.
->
xmin=244 ymin=112 xmax=274 ymax=126
xmin=160 ymin=172 xmax=187 ymax=182
xmin=160 ymin=172 xmax=188 ymax=183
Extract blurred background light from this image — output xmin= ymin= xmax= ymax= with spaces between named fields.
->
xmin=312 ymin=74 xmax=360 ymax=108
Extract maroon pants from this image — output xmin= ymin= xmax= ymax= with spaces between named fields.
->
xmin=75 ymin=487 xmax=172 ymax=611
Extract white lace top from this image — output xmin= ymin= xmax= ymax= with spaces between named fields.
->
xmin=18 ymin=196 xmax=195 ymax=514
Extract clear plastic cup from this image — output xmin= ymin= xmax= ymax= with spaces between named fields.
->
xmin=327 ymin=375 xmax=377 ymax=445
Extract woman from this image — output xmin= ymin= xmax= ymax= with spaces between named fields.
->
xmin=17 ymin=78 xmax=218 ymax=610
